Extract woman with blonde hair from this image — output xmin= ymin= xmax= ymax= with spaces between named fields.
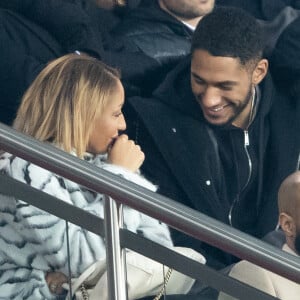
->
xmin=0 ymin=53 xmax=173 ymax=299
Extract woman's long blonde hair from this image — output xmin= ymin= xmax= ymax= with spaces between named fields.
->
xmin=13 ymin=53 xmax=120 ymax=157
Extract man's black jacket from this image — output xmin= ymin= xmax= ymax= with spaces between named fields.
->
xmin=126 ymin=57 xmax=300 ymax=268
xmin=113 ymin=0 xmax=192 ymax=66
xmin=112 ymin=0 xmax=193 ymax=95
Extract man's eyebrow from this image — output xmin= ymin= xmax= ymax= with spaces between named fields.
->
xmin=191 ymin=72 xmax=203 ymax=80
xmin=191 ymin=72 xmax=238 ymax=86
xmin=217 ymin=81 xmax=238 ymax=86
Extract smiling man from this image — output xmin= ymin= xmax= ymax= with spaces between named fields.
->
xmin=127 ymin=7 xmax=300 ymax=268
xmin=190 ymin=52 xmax=267 ymax=129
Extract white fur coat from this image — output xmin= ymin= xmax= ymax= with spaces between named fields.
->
xmin=0 ymin=152 xmax=172 ymax=299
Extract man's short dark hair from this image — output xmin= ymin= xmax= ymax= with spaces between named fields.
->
xmin=191 ymin=7 xmax=264 ymax=65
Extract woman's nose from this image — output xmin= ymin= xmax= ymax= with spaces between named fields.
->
xmin=119 ymin=113 xmax=126 ymax=130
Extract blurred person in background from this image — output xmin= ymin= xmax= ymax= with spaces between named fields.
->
xmin=0 ymin=0 xmax=158 ymax=124
xmin=218 ymin=171 xmax=300 ymax=300
xmin=112 ymin=0 xmax=215 ymax=95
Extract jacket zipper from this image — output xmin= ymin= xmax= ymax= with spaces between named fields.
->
xmin=228 ymin=130 xmax=253 ymax=226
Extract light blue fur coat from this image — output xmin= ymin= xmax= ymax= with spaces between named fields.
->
xmin=0 ymin=152 xmax=172 ymax=299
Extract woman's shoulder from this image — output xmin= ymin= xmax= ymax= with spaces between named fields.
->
xmin=0 ymin=152 xmax=22 ymax=173
xmin=0 ymin=152 xmax=58 ymax=186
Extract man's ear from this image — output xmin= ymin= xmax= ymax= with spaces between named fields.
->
xmin=252 ymin=58 xmax=269 ymax=85
xmin=279 ymin=212 xmax=296 ymax=237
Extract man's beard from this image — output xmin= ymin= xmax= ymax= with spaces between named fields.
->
xmin=229 ymin=84 xmax=254 ymax=127
xmin=205 ymin=84 xmax=254 ymax=129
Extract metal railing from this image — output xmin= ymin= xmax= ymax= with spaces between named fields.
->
xmin=0 ymin=122 xmax=300 ymax=299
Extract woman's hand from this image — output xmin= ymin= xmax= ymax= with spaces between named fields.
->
xmin=46 ymin=271 xmax=68 ymax=295
xmin=107 ymin=134 xmax=145 ymax=172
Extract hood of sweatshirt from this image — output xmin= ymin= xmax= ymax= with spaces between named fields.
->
xmin=153 ymin=56 xmax=203 ymax=119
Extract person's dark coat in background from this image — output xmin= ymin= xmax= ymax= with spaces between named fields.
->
xmin=0 ymin=9 xmax=63 ymax=125
xmin=0 ymin=0 xmax=160 ymax=124
xmin=216 ymin=0 xmax=300 ymax=20
xmin=216 ymin=0 xmax=300 ymax=57
xmin=270 ymin=16 xmax=300 ymax=101
xmin=126 ymin=57 xmax=300 ymax=269
xmin=113 ymin=0 xmax=192 ymax=66
xmin=112 ymin=0 xmax=193 ymax=95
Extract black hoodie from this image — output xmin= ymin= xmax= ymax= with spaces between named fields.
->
xmin=127 ymin=56 xmax=300 ymax=268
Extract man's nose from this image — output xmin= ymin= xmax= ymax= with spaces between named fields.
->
xmin=200 ymin=87 xmax=222 ymax=108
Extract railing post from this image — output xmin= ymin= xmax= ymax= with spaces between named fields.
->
xmin=104 ymin=195 xmax=127 ymax=300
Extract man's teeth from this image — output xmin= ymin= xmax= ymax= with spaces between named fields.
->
xmin=212 ymin=106 xmax=224 ymax=112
